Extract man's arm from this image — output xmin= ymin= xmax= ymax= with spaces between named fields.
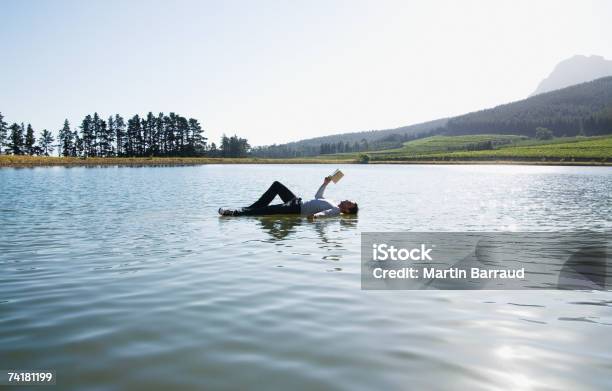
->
xmin=309 ymin=207 xmax=341 ymax=219
xmin=314 ymin=176 xmax=332 ymax=199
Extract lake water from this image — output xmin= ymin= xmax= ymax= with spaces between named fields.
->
xmin=1 ymin=164 xmax=611 ymax=390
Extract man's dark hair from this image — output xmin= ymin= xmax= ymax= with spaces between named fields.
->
xmin=348 ymin=203 xmax=358 ymax=214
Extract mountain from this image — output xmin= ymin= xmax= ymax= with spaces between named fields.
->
xmin=444 ymin=76 xmax=612 ymax=137
xmin=531 ymin=55 xmax=612 ymax=96
xmin=253 ymin=76 xmax=612 ymax=158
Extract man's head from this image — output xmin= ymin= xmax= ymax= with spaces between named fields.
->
xmin=338 ymin=200 xmax=358 ymax=214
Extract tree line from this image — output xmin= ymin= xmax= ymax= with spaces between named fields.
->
xmin=251 ymin=139 xmax=370 ymax=157
xmin=251 ymin=129 xmax=438 ymax=157
xmin=0 ymin=111 xmax=250 ymax=158
xmin=0 ymin=114 xmax=56 ymax=156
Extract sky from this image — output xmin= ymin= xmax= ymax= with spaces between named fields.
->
xmin=1 ymin=0 xmax=611 ymax=146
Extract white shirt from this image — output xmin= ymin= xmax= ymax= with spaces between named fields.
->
xmin=300 ymin=183 xmax=341 ymax=217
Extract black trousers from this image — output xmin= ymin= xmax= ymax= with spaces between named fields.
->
xmin=236 ymin=181 xmax=302 ymax=216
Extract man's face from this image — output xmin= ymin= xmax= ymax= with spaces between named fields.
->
xmin=339 ymin=200 xmax=355 ymax=213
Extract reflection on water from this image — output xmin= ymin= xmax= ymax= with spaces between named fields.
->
xmin=222 ymin=215 xmax=358 ymax=266
xmin=236 ymin=215 xmax=358 ymax=242
xmin=0 ymin=164 xmax=611 ymax=391
xmin=244 ymin=216 xmax=306 ymax=241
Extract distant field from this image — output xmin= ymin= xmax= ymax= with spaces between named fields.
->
xmin=421 ymin=136 xmax=612 ymax=161
xmin=306 ymin=134 xmax=612 ymax=163
xmin=370 ymin=135 xmax=612 ymax=162
xmin=306 ymin=134 xmax=528 ymax=161
xmin=369 ymin=134 xmax=527 ymax=158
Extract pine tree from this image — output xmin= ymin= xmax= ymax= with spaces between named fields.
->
xmin=8 ymin=123 xmax=24 ymax=155
xmin=25 ymin=124 xmax=36 ymax=155
xmin=126 ymin=115 xmax=141 ymax=156
xmin=155 ymin=113 xmax=164 ymax=155
xmin=0 ymin=112 xmax=7 ymax=154
xmin=106 ymin=116 xmax=116 ymax=156
xmin=220 ymin=134 xmax=229 ymax=157
xmin=74 ymin=131 xmax=83 ymax=157
xmin=38 ymin=129 xmax=55 ymax=156
xmin=80 ymin=115 xmax=94 ymax=157
xmin=59 ymin=119 xmax=74 ymax=157
xmin=143 ymin=112 xmax=155 ymax=155
xmin=188 ymin=118 xmax=206 ymax=155
xmin=135 ymin=116 xmax=144 ymax=155
xmin=114 ymin=114 xmax=126 ymax=156
xmin=164 ymin=114 xmax=177 ymax=156
xmin=177 ymin=116 xmax=189 ymax=155
xmin=57 ymin=120 xmax=66 ymax=156
xmin=209 ymin=142 xmax=218 ymax=157
xmin=92 ymin=112 xmax=103 ymax=156
xmin=97 ymin=118 xmax=111 ymax=157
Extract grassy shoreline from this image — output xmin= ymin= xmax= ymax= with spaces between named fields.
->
xmin=0 ymin=155 xmax=356 ymax=167
xmin=1 ymin=155 xmax=611 ymax=167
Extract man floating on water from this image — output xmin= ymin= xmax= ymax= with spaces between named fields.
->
xmin=218 ymin=171 xmax=358 ymax=218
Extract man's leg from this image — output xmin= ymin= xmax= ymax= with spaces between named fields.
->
xmin=248 ymin=181 xmax=297 ymax=209
xmin=236 ymin=199 xmax=301 ymax=216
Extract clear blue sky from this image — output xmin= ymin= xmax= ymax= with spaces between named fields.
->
xmin=1 ymin=0 xmax=611 ymax=145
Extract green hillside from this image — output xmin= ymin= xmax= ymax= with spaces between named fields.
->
xmin=369 ymin=135 xmax=527 ymax=158
xmin=365 ymin=135 xmax=612 ymax=162
xmin=251 ymin=118 xmax=447 ymax=158
xmin=444 ymin=76 xmax=612 ymax=137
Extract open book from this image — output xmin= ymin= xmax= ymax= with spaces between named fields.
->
xmin=329 ymin=169 xmax=344 ymax=184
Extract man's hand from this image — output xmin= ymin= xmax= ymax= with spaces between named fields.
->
xmin=323 ymin=176 xmax=332 ymax=185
